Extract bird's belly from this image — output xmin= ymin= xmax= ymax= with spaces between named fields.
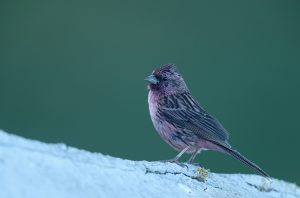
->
xmin=150 ymin=115 xmax=199 ymax=153
xmin=148 ymin=92 xmax=198 ymax=153
xmin=153 ymin=118 xmax=191 ymax=151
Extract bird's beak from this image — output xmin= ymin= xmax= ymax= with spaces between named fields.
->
xmin=144 ymin=74 xmax=159 ymax=84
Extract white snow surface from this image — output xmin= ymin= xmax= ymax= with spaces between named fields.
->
xmin=0 ymin=130 xmax=299 ymax=198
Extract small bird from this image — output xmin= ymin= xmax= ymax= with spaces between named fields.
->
xmin=145 ymin=64 xmax=268 ymax=177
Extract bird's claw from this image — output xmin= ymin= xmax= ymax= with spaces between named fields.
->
xmin=186 ymin=162 xmax=202 ymax=167
xmin=160 ymin=159 xmax=188 ymax=168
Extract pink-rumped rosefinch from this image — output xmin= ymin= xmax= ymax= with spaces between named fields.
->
xmin=145 ymin=64 xmax=268 ymax=176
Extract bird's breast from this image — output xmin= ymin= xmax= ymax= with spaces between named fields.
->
xmin=148 ymin=91 xmax=159 ymax=124
xmin=148 ymin=91 xmax=175 ymax=140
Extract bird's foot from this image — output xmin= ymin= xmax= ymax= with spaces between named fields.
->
xmin=160 ymin=159 xmax=188 ymax=168
xmin=185 ymin=162 xmax=202 ymax=167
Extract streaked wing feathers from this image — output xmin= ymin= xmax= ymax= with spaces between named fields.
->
xmin=158 ymin=92 xmax=229 ymax=145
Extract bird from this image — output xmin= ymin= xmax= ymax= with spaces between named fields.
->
xmin=145 ymin=64 xmax=268 ymax=177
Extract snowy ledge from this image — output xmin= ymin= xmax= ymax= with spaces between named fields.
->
xmin=0 ymin=130 xmax=299 ymax=198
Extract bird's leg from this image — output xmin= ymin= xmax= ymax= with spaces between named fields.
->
xmin=187 ymin=151 xmax=198 ymax=163
xmin=161 ymin=146 xmax=190 ymax=167
xmin=186 ymin=149 xmax=202 ymax=166
xmin=172 ymin=146 xmax=190 ymax=162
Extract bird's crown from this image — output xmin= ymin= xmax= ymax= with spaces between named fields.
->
xmin=153 ymin=64 xmax=177 ymax=75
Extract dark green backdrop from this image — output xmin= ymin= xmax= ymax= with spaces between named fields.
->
xmin=1 ymin=1 xmax=299 ymax=184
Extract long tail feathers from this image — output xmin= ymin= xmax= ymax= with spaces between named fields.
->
xmin=214 ymin=142 xmax=269 ymax=177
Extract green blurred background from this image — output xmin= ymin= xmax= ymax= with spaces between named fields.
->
xmin=1 ymin=0 xmax=299 ymax=184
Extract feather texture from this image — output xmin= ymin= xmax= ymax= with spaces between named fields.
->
xmin=157 ymin=92 xmax=229 ymax=145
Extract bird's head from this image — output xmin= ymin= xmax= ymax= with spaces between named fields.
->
xmin=145 ymin=64 xmax=188 ymax=95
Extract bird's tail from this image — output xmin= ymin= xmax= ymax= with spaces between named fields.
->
xmin=214 ymin=142 xmax=269 ymax=177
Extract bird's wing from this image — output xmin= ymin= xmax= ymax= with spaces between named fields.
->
xmin=157 ymin=92 xmax=230 ymax=146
